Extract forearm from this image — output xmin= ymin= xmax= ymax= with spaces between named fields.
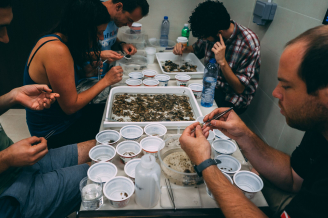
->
xmin=203 ymin=166 xmax=267 ymax=218
xmin=238 ymin=131 xmax=295 ymax=192
xmin=219 ymin=60 xmax=245 ymax=94
xmin=184 ymin=45 xmax=194 ymax=53
xmin=0 ymin=89 xmax=17 ymax=116
xmin=0 ymin=149 xmax=10 ymax=174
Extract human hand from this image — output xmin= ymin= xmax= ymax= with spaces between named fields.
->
xmin=202 ymin=107 xmax=251 ymax=141
xmin=122 ymin=43 xmax=137 ymax=55
xmin=14 ymin=85 xmax=60 ymax=110
xmin=173 ymin=43 xmax=185 ymax=55
xmin=211 ymin=34 xmax=226 ymax=66
xmin=103 ymin=66 xmax=123 ymax=86
xmin=179 ymin=122 xmax=211 ymax=165
xmin=83 ymin=61 xmax=103 ymax=78
xmin=101 ymin=50 xmax=123 ymax=62
xmin=5 ymin=137 xmax=48 ymax=167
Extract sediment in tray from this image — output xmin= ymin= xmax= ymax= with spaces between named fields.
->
xmin=161 ymin=60 xmax=197 ymax=73
xmin=111 ymin=93 xmax=195 ymax=122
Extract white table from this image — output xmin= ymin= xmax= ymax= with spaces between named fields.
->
xmin=78 ymin=61 xmax=269 ymax=217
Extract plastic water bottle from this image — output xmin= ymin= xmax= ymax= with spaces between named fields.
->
xmin=160 ymin=16 xmax=170 ymax=47
xmin=201 ymin=58 xmax=218 ymax=107
xmin=181 ymin=23 xmax=190 ymax=46
xmin=135 ymin=154 xmax=161 ymax=208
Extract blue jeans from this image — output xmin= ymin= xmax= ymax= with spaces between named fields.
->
xmin=0 ymin=144 xmax=89 ymax=218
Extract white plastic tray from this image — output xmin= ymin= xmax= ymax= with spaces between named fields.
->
xmin=104 ymin=86 xmax=203 ymax=129
xmin=156 ymin=52 xmax=205 ymax=79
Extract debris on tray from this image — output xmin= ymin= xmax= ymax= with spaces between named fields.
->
xmin=111 ymin=93 xmax=195 ymax=122
xmin=162 ymin=60 xmax=197 ymax=73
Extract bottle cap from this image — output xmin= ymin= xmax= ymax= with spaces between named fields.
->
xmin=140 ymin=154 xmax=156 ymax=169
xmin=184 ymin=23 xmax=188 ymax=27
xmin=209 ymin=58 xmax=216 ymax=64
xmin=164 ymin=16 xmax=168 ymax=20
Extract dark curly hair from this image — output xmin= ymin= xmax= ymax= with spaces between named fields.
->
xmin=112 ymin=0 xmax=149 ymax=16
xmin=189 ymin=0 xmax=230 ymax=39
xmin=51 ymin=0 xmax=111 ymax=70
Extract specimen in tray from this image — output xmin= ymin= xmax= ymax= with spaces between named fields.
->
xmin=161 ymin=60 xmax=197 ymax=73
xmin=111 ymin=93 xmax=195 ymax=122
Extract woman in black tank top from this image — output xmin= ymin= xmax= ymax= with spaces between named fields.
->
xmin=24 ymin=0 xmax=124 ymax=148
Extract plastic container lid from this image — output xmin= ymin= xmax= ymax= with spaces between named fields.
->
xmin=132 ymin=22 xmax=142 ymax=27
xmin=177 ymin=37 xmax=188 ymax=43
xmin=209 ymin=58 xmax=216 ymax=64
xmin=155 ymin=74 xmax=170 ymax=82
xmin=164 ymin=16 xmax=168 ymax=19
xmin=141 ymin=154 xmax=156 ymax=169
xmin=175 ymin=74 xmax=191 ymax=81
xmin=184 ymin=23 xmax=188 ymax=27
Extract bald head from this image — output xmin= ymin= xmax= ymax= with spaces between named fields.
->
xmin=285 ymin=25 xmax=328 ymax=94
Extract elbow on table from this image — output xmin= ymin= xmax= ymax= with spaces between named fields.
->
xmin=62 ymin=107 xmax=77 ymax=116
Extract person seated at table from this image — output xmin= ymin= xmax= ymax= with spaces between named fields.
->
xmin=0 ymin=2 xmax=96 ymax=217
xmin=179 ymin=25 xmax=328 ymax=218
xmin=23 ymin=0 xmax=124 ymax=149
xmin=173 ymin=0 xmax=260 ymax=115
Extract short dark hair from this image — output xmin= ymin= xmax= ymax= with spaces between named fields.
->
xmin=286 ymin=25 xmax=328 ymax=94
xmin=189 ymin=0 xmax=230 ymax=39
xmin=0 ymin=0 xmax=12 ymax=8
xmin=112 ymin=0 xmax=149 ymax=16
xmin=52 ymin=0 xmax=111 ymax=72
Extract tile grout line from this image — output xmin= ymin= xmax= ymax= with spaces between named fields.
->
xmin=243 ymin=112 xmax=268 ymax=144
xmin=258 ymin=87 xmax=280 ymax=109
xmin=275 ymin=122 xmax=286 ymax=149
xmin=277 ymin=6 xmax=321 ymax=22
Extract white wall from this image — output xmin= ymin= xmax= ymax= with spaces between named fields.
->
xmin=219 ymin=0 xmax=327 ymax=154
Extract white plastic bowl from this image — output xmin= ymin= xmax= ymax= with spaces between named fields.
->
xmin=87 ymin=162 xmax=117 ymax=183
xmin=89 ymin=145 xmax=116 ymax=163
xmin=212 ymin=139 xmax=237 ymax=155
xmin=116 ymin=141 xmax=142 ymax=164
xmin=120 ymin=125 xmax=143 ymax=141
xmin=155 ymin=74 xmax=170 ymax=86
xmin=215 ymin=154 xmax=241 ymax=177
xmin=144 ymin=123 xmax=167 ymax=139
xmin=142 ymin=69 xmax=158 ymax=78
xmin=126 ymin=78 xmax=142 ymax=86
xmin=175 ymin=74 xmax=191 ymax=87
xmin=124 ymin=158 xmax=141 ymax=182
xmin=233 ymin=171 xmax=263 ymax=199
xmin=96 ymin=130 xmax=121 ymax=146
xmin=143 ymin=78 xmax=159 ymax=87
xmin=140 ymin=136 xmax=165 ymax=157
xmin=128 ymin=72 xmax=144 ymax=80
xmin=188 ymin=83 xmax=203 ymax=99
xmin=103 ymin=176 xmax=135 ymax=208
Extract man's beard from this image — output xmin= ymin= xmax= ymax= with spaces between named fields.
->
xmin=284 ymin=100 xmax=328 ymax=132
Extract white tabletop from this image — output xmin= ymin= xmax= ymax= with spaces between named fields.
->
xmin=80 ymin=60 xmax=268 ymax=212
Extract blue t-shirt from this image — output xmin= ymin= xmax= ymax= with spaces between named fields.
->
xmin=100 ymin=21 xmax=118 ymax=73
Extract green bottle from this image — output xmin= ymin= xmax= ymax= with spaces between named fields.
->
xmin=181 ymin=23 xmax=190 ymax=46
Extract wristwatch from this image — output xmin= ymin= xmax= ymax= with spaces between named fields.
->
xmin=194 ymin=158 xmax=221 ymax=177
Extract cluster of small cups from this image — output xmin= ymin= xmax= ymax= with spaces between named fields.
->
xmin=126 ymin=70 xmax=169 ymax=87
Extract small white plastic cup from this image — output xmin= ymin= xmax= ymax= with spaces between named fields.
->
xmin=129 ymin=72 xmax=144 ymax=80
xmin=120 ymin=125 xmax=144 ymax=141
xmin=143 ymin=78 xmax=159 ymax=87
xmin=116 ymin=141 xmax=142 ymax=164
xmin=196 ymin=116 xmax=204 ymax=124
xmin=175 ymin=74 xmax=191 ymax=87
xmin=207 ymin=130 xmax=215 ymax=144
xmin=177 ymin=36 xmax=188 ymax=48
xmin=142 ymin=69 xmax=158 ymax=78
xmin=155 ymin=74 xmax=170 ymax=86
xmin=144 ymin=123 xmax=167 ymax=139
xmin=188 ymin=83 xmax=203 ymax=99
xmin=87 ymin=162 xmax=118 ymax=183
xmin=145 ymin=47 xmax=156 ymax=64
xmin=126 ymin=78 xmax=142 ymax=86
xmin=205 ymin=172 xmax=232 ymax=199
xmin=89 ymin=145 xmax=116 ymax=163
xmin=233 ymin=171 xmax=264 ymax=199
xmin=103 ymin=176 xmax=135 ymax=208
xmin=214 ymin=154 xmax=241 ymax=177
xmin=140 ymin=136 xmax=165 ymax=157
xmin=211 ymin=139 xmax=237 ymax=156
xmin=124 ymin=158 xmax=141 ymax=183
xmin=130 ymin=22 xmax=142 ymax=34
xmin=213 ymin=129 xmax=231 ymax=140
xmin=96 ymin=130 xmax=121 ymax=146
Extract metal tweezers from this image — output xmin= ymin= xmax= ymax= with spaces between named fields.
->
xmin=165 ymin=178 xmax=176 ymax=210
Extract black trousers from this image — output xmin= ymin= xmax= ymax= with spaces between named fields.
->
xmin=214 ymin=88 xmax=247 ymax=115
xmin=47 ymin=104 xmax=105 ymax=149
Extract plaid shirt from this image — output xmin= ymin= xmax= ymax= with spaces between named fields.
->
xmin=192 ymin=20 xmax=260 ymax=108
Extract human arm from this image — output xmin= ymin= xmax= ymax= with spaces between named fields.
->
xmin=0 ymin=85 xmax=60 ymax=116
xmin=0 ymin=137 xmax=48 ymax=174
xmin=179 ymin=123 xmax=267 ymax=218
xmin=212 ymin=35 xmax=245 ymax=94
xmin=203 ymin=108 xmax=304 ymax=193
xmin=44 ymin=43 xmax=123 ymax=115
xmin=173 ymin=43 xmax=194 ymax=55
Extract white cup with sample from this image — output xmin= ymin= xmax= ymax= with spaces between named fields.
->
xmin=145 ymin=47 xmax=156 ymax=64
xmin=177 ymin=37 xmax=188 ymax=48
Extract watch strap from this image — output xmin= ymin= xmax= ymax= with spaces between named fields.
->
xmin=194 ymin=158 xmax=221 ymax=177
